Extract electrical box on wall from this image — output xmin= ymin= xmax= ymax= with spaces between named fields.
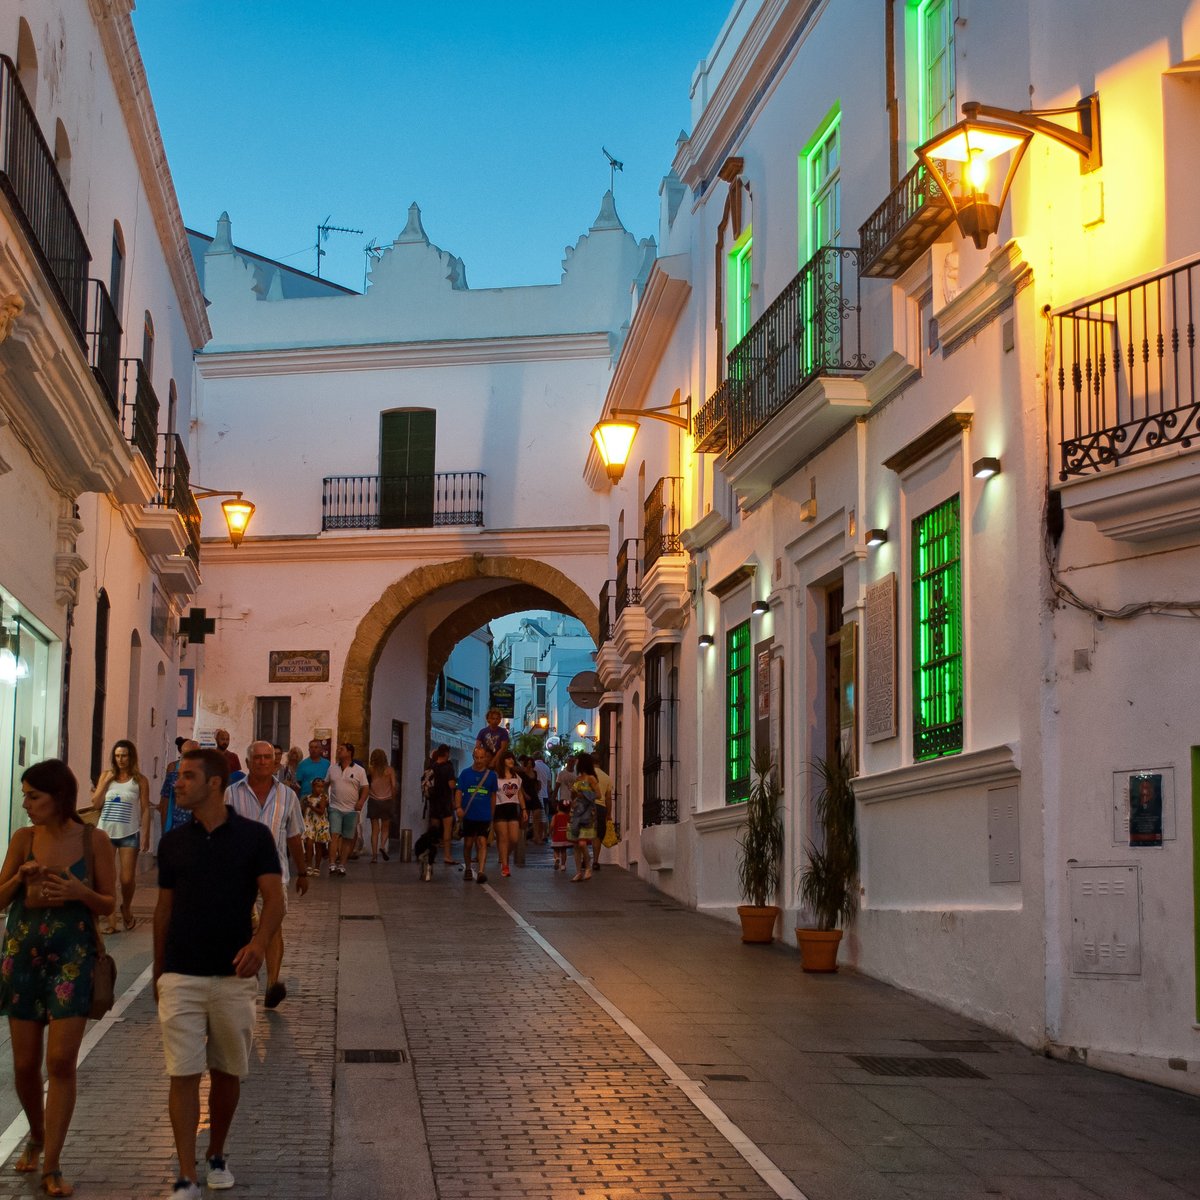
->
xmin=987 ymin=785 xmax=1020 ymax=883
xmin=1068 ymin=863 xmax=1141 ymax=976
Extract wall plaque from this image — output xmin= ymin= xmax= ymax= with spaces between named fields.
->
xmin=865 ymin=573 xmax=898 ymax=743
xmin=268 ymin=650 xmax=330 ymax=683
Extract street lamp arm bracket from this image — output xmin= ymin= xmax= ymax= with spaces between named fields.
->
xmin=963 ymin=95 xmax=1100 ymax=171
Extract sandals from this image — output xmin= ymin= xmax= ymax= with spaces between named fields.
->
xmin=41 ymin=1170 xmax=73 ymax=1196
xmin=14 ymin=1137 xmax=42 ymax=1173
xmin=122 ymin=913 xmax=139 ymax=931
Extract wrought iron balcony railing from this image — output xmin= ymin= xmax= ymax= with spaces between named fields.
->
xmin=643 ymin=476 xmax=682 ymax=573
xmin=1056 ymin=255 xmax=1200 ymax=479
xmin=693 ymin=378 xmax=731 ymax=453
xmin=615 ymin=537 xmax=642 ymax=616
xmin=725 ymin=246 xmax=870 ymax=457
xmin=156 ymin=433 xmax=202 ymax=563
xmin=120 ymin=358 xmax=160 ymax=474
xmin=858 ymin=159 xmax=954 ymax=278
xmin=86 ymin=279 xmax=121 ymax=414
xmin=598 ymin=580 xmax=616 ymax=647
xmin=322 ymin=472 xmax=485 ymax=530
xmin=692 ymin=247 xmax=870 ymax=458
xmin=641 ymin=794 xmax=679 ymax=828
xmin=0 ymin=55 xmax=89 ymax=339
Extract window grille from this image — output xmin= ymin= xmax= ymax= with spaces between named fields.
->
xmin=726 ymin=620 xmax=752 ymax=803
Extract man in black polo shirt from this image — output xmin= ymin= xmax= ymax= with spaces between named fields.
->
xmin=154 ymin=747 xmax=283 ymax=1200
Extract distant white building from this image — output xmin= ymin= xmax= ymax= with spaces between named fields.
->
xmin=589 ymin=0 xmax=1200 ymax=1093
xmin=0 ymin=0 xmax=208 ymax=840
xmin=185 ymin=195 xmax=650 ymax=820
xmin=430 ymin=626 xmax=491 ymax=770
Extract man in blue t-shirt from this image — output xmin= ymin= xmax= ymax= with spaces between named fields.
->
xmin=456 ymin=744 xmax=497 ymax=884
xmin=294 ymin=739 xmax=330 ymax=799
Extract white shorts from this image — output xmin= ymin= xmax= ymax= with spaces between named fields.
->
xmin=158 ymin=973 xmax=258 ymax=1079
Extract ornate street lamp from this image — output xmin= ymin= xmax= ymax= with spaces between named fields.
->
xmin=591 ymin=390 xmax=691 ymax=486
xmin=916 ymin=96 xmax=1100 ymax=250
xmin=192 ymin=487 xmax=257 ymax=548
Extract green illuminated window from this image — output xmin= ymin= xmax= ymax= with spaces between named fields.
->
xmin=804 ymin=114 xmax=841 ymax=260
xmin=726 ymin=620 xmax=752 ymax=803
xmin=727 ymin=227 xmax=752 ymax=351
xmin=915 ymin=0 xmax=955 ymax=142
xmin=912 ymin=495 xmax=963 ymax=760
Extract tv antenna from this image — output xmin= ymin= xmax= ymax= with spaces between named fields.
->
xmin=363 ymin=237 xmax=385 ymax=291
xmin=315 ymin=216 xmax=362 ymax=278
xmin=602 ymin=146 xmax=624 ymax=192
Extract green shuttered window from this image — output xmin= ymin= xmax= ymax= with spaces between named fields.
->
xmin=912 ymin=495 xmax=963 ymax=760
xmin=380 ymin=408 xmax=435 ymax=528
xmin=726 ymin=619 xmax=752 ymax=804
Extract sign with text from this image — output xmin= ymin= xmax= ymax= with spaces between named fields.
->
xmin=268 ymin=650 xmax=330 ymax=683
xmin=865 ymin=573 xmax=898 ymax=743
xmin=489 ymin=683 xmax=515 ymax=718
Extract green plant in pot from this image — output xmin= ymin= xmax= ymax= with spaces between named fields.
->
xmin=796 ymin=744 xmax=858 ymax=971
xmin=736 ymin=745 xmax=784 ymax=944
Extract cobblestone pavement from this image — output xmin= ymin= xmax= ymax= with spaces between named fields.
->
xmin=0 ymin=844 xmax=1196 ymax=1200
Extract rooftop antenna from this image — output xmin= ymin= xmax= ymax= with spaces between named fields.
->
xmin=315 ymin=216 xmax=362 ymax=278
xmin=363 ymin=237 xmax=385 ymax=290
xmin=602 ymin=146 xmax=624 ymax=193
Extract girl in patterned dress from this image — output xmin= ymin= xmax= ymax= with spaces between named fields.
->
xmin=303 ymin=777 xmax=331 ymax=875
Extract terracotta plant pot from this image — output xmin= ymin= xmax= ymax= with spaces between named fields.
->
xmin=795 ymin=927 xmax=843 ymax=972
xmin=737 ymin=904 xmax=780 ymax=944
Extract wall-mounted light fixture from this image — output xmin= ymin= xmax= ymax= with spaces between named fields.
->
xmin=916 ymin=95 xmax=1100 ymax=250
xmin=576 ymin=720 xmax=588 ymax=737
xmin=591 ymin=390 xmax=691 ymax=485
xmin=192 ymin=487 xmax=257 ymax=547
xmin=865 ymin=528 xmax=889 ymax=548
xmin=537 ymin=714 xmax=549 ymax=729
xmin=972 ymin=456 xmax=1002 ymax=479
xmin=698 ymin=633 xmax=715 ymax=649
xmin=751 ymin=599 xmax=770 ymax=616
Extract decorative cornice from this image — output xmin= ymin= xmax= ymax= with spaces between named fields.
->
xmin=92 ymin=10 xmax=211 ymax=348
xmin=199 ymin=524 xmax=612 ymax=566
xmin=855 ymin=744 xmax=1020 ymax=805
xmin=935 ymin=240 xmax=1031 ymax=354
xmin=196 ymin=332 xmax=613 ymax=377
xmin=693 ymin=803 xmax=748 ymax=832
xmin=883 ymin=412 xmax=973 ymax=476
xmin=680 ymin=507 xmax=731 ymax=553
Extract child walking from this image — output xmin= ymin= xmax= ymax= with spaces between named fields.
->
xmin=549 ymin=799 xmax=571 ymax=871
xmin=304 ymin=777 xmax=331 ymax=875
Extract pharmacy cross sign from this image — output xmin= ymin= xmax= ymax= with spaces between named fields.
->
xmin=181 ymin=607 xmax=216 ymax=644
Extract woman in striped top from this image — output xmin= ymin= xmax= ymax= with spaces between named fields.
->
xmin=90 ymin=740 xmax=149 ymax=934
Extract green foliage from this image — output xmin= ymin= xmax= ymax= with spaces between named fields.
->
xmin=798 ymin=744 xmax=859 ymax=931
xmin=736 ymin=745 xmax=785 ymax=908
xmin=511 ymin=730 xmax=545 ymax=759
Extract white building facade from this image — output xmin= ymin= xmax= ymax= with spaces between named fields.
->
xmin=591 ymin=0 xmax=1200 ymax=1093
xmin=0 ymin=0 xmax=208 ymax=842
xmin=186 ymin=197 xmax=650 ymax=823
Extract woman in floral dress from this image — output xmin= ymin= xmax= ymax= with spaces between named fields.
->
xmin=0 ymin=759 xmax=116 ymax=1196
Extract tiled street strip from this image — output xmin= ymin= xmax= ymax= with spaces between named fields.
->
xmin=382 ymin=870 xmax=784 ymax=1200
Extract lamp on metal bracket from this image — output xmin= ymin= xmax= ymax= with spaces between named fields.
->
xmin=191 ymin=486 xmax=257 ymax=548
xmin=916 ymin=94 xmax=1100 ymax=250
xmin=591 ymin=389 xmax=692 ymax=485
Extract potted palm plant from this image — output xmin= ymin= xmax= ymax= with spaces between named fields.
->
xmin=736 ymin=745 xmax=785 ymax=943
xmin=796 ymin=744 xmax=859 ymax=971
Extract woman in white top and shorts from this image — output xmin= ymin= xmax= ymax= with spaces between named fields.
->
xmin=91 ymin=739 xmax=150 ymax=934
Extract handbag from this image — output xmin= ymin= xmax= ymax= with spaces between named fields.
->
xmin=602 ymin=821 xmax=619 ymax=849
xmin=82 ymin=824 xmax=118 ymax=1020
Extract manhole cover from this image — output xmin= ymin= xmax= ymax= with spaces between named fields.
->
xmin=848 ymin=1055 xmax=988 ymax=1079
xmin=912 ymin=1039 xmax=998 ymax=1054
xmin=341 ymin=1048 xmax=406 ymax=1063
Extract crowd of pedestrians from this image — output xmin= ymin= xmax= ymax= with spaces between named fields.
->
xmin=0 ymin=714 xmax=613 ymax=1195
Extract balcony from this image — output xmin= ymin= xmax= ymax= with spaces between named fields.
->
xmin=1054 ymin=254 xmax=1200 ymax=541
xmin=86 ymin=279 xmax=122 ymax=413
xmin=642 ymin=477 xmax=689 ymax=630
xmin=322 ymin=472 xmax=485 ymax=530
xmin=691 ymin=249 xmax=872 ymax=502
xmin=595 ymin=580 xmax=623 ymax=690
xmin=859 ymin=159 xmax=954 ymax=279
xmin=614 ymin=537 xmax=649 ymax=666
xmin=693 ymin=378 xmax=730 ymax=453
xmin=0 ymin=55 xmax=89 ymax=340
xmin=120 ymin=358 xmax=160 ymax=475
xmin=157 ymin=434 xmax=202 ymax=564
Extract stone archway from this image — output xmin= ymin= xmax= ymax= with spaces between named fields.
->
xmin=338 ymin=555 xmax=599 ymax=751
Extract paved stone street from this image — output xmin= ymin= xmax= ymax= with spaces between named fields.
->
xmin=0 ymin=846 xmax=1196 ymax=1199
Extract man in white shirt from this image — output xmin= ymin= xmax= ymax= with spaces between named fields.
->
xmin=226 ymin=741 xmax=307 ymax=1009
xmin=531 ymin=753 xmax=553 ymax=845
xmin=326 ymin=741 xmax=368 ymax=876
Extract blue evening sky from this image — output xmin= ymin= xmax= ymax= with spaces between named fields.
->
xmin=132 ymin=1 xmax=735 ymax=293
